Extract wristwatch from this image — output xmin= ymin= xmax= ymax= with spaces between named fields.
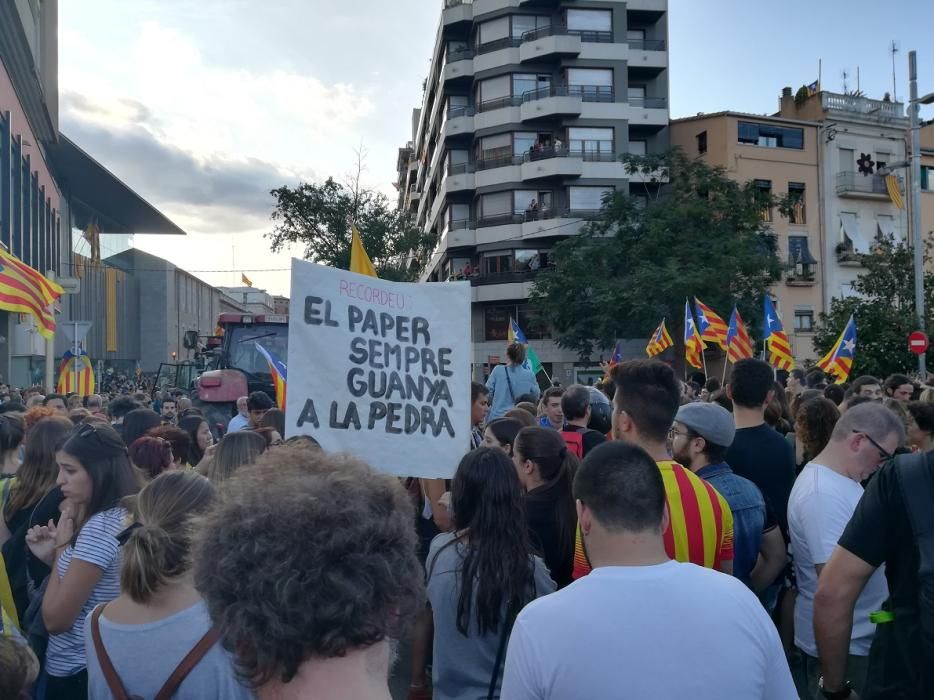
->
xmin=818 ymin=677 xmax=852 ymax=700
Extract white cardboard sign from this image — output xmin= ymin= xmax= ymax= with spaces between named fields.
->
xmin=286 ymin=259 xmax=471 ymax=478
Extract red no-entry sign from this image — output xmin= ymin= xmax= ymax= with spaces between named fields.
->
xmin=909 ymin=331 xmax=929 ymax=355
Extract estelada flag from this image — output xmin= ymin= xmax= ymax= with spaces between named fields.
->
xmin=57 ymin=350 xmax=95 ymax=396
xmin=726 ymin=306 xmax=753 ymax=362
xmin=763 ymin=296 xmax=795 ymax=371
xmin=694 ymin=298 xmax=730 ymax=351
xmin=646 ymin=319 xmax=673 ymax=358
xmin=683 ymin=300 xmax=705 ymax=369
xmin=256 ymin=344 xmax=287 ymax=410
xmin=817 ymin=316 xmax=857 ymax=384
xmin=0 ymin=248 xmax=63 ymax=339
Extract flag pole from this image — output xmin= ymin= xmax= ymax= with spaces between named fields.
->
xmin=721 ymin=353 xmax=729 ymax=385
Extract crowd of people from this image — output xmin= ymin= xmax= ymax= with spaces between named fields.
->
xmin=0 ymin=345 xmax=932 ymax=699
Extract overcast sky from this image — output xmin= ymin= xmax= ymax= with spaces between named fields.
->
xmin=59 ymin=0 xmax=933 ymax=296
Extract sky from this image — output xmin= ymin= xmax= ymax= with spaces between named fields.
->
xmin=59 ymin=0 xmax=934 ymax=297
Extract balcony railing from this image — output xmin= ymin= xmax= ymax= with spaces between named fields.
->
xmin=446 ymin=161 xmax=475 ymax=176
xmin=477 ymin=95 xmax=524 ymax=113
xmin=446 ymin=47 xmax=475 ymax=62
xmin=521 ymin=84 xmax=615 ymax=103
xmin=447 ymin=103 xmax=475 ymax=118
xmin=476 ymin=146 xmax=617 ymax=171
xmin=836 ymin=171 xmax=890 ymax=196
xmin=476 ymin=37 xmax=522 ymax=55
xmin=628 ymin=39 xmax=666 ymax=51
xmin=822 ymin=92 xmax=904 ymax=120
xmin=521 ymin=24 xmax=613 ymax=43
xmin=475 ymin=207 xmax=603 ymax=228
xmin=628 ymin=96 xmax=667 ymax=109
xmin=443 ymin=0 xmax=472 ymax=6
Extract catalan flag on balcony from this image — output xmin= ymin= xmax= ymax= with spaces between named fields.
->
xmin=684 ymin=301 xmax=706 ymax=369
xmin=806 ymin=80 xmax=819 ymax=96
xmin=817 ymin=315 xmax=857 ymax=384
xmin=646 ymin=319 xmax=673 ymax=358
xmin=0 ymin=247 xmax=63 ymax=339
xmin=763 ymin=296 xmax=795 ymax=370
xmin=726 ymin=306 xmax=753 ymax=363
xmin=57 ymin=349 xmax=95 ymax=396
xmin=694 ymin=298 xmax=730 ymax=351
xmin=256 ymin=344 xmax=287 ymax=410
xmin=885 ymin=175 xmax=904 ymax=209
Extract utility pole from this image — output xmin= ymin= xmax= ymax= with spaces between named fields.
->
xmin=909 ymin=50 xmax=927 ymax=376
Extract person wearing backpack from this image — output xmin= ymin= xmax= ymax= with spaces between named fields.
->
xmin=84 ymin=470 xmax=251 ymax=699
xmin=513 ymin=427 xmax=580 ymax=588
xmin=560 ymin=385 xmax=608 ymax=459
xmin=814 ymin=440 xmax=934 ymax=699
xmin=486 ymin=343 xmax=540 ymax=420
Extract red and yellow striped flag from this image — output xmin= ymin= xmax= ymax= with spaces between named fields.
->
xmin=0 ymin=248 xmax=63 ymax=339
xmin=763 ymin=296 xmax=795 ymax=371
xmin=726 ymin=307 xmax=753 ymax=363
xmin=684 ymin=300 xmax=706 ymax=369
xmin=57 ymin=350 xmax=96 ymax=396
xmin=694 ymin=298 xmax=730 ymax=351
xmin=646 ymin=319 xmax=673 ymax=357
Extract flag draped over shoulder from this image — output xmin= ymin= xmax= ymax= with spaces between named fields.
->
xmin=763 ymin=296 xmax=795 ymax=370
xmin=509 ymin=319 xmax=543 ymax=374
xmin=817 ymin=316 xmax=857 ymax=384
xmin=646 ymin=319 xmax=673 ymax=358
xmin=57 ymin=349 xmax=95 ymax=396
xmin=694 ymin=298 xmax=729 ymax=351
xmin=683 ymin=301 xmax=705 ymax=369
xmin=726 ymin=306 xmax=753 ymax=362
xmin=256 ymin=344 xmax=288 ymax=410
xmin=350 ymin=225 xmax=378 ymax=278
xmin=0 ymin=248 xmax=63 ymax=339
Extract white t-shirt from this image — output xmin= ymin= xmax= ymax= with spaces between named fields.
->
xmin=788 ymin=462 xmax=888 ymax=656
xmin=500 ymin=561 xmax=796 ymax=700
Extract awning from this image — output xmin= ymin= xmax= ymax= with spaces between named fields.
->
xmin=788 ymin=237 xmax=818 ymax=265
xmin=877 ymin=215 xmax=898 ymax=239
xmin=47 ymin=135 xmax=186 ymax=235
xmin=840 ymin=213 xmax=870 ymax=254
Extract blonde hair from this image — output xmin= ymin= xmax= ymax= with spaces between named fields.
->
xmin=121 ymin=471 xmax=216 ymax=603
xmin=205 ymin=430 xmax=267 ymax=483
xmin=919 ymin=387 xmax=934 ymax=403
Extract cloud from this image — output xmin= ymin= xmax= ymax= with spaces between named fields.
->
xmin=61 ymin=92 xmax=299 ymax=233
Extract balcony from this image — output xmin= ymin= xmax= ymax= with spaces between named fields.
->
xmin=441 ymin=105 xmax=476 ymax=139
xmin=520 ymin=147 xmax=584 ymax=180
xmin=822 ymin=91 xmax=906 ymax=123
xmin=836 ymin=171 xmax=896 ymax=200
xmin=443 ymin=49 xmax=474 ymax=82
xmin=628 ymin=39 xmax=666 ymax=51
xmin=835 ymin=242 xmax=864 ymax=267
xmin=785 ymin=261 xmax=817 ymax=287
xmin=442 ymin=0 xmax=472 ymax=27
xmin=443 ymin=162 xmax=476 ymax=193
xmin=519 ymin=25 xmax=584 ymax=63
xmin=520 ymin=84 xmax=611 ymax=121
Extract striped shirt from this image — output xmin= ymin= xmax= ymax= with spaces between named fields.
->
xmin=573 ymin=460 xmax=733 ymax=579
xmin=46 ymin=507 xmax=127 ymax=677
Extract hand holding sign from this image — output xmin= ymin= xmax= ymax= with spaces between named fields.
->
xmin=287 ymin=260 xmax=471 ymax=478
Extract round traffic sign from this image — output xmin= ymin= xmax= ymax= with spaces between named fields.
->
xmin=909 ymin=331 xmax=929 ymax=355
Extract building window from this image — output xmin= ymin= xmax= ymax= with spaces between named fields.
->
xmin=737 ymin=121 xmax=804 ymax=149
xmin=511 ymin=15 xmax=549 ymax=39
xmin=569 ymin=186 xmax=613 ymax=213
xmin=569 ymin=127 xmax=615 ymax=156
xmin=697 ymin=131 xmax=707 ymax=154
xmin=788 ymin=182 xmax=806 ymax=224
xmin=566 ymin=9 xmax=612 ymax=33
xmin=484 ymin=304 xmax=550 ymax=341
xmin=794 ymin=310 xmax=814 ymax=333
xmin=628 ymin=140 xmax=647 ymax=156
xmin=754 ymin=179 xmax=773 ymax=222
xmin=922 ymin=166 xmax=933 ymax=191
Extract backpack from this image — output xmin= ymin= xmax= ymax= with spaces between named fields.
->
xmin=560 ymin=431 xmax=584 ymax=459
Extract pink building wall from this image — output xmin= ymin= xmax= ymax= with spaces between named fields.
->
xmin=0 ymin=55 xmax=61 ymax=211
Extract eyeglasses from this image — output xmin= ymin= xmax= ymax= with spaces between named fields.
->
xmin=667 ymin=428 xmax=692 ymax=440
xmin=853 ymin=430 xmax=894 ymax=462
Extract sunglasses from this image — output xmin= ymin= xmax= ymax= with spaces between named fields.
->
xmin=853 ymin=430 xmax=894 ymax=462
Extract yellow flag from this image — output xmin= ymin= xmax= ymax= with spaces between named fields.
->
xmin=350 ymin=225 xmax=378 ymax=278
xmin=885 ymin=175 xmax=904 ymax=209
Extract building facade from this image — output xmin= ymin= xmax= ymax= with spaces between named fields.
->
xmin=779 ymin=88 xmax=910 ymax=308
xmin=216 ymin=286 xmax=277 ymax=315
xmin=920 ymin=123 xmax=934 ymax=253
xmin=403 ymin=0 xmax=669 ymax=381
xmin=671 ymin=111 xmax=822 ymax=361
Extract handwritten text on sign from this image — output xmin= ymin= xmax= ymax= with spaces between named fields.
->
xmin=286 ymin=260 xmax=471 ymax=478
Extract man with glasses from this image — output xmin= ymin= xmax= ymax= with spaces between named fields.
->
xmin=787 ymin=403 xmax=904 ymax=699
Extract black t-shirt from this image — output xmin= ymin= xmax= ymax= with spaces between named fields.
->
xmin=838 ymin=457 xmax=922 ymax=695
xmin=563 ymin=425 xmax=607 ymax=457
xmin=524 ymin=492 xmax=573 ymax=589
xmin=2 ymin=486 xmax=64 ymax=620
xmin=724 ymin=424 xmax=796 ymax=539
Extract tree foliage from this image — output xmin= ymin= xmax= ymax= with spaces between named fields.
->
xmin=266 ymin=175 xmax=435 ymax=281
xmin=812 ymin=235 xmax=934 ymax=380
xmin=529 ymin=149 xmax=784 ymax=358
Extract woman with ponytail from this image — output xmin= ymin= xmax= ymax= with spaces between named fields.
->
xmin=512 ymin=426 xmax=580 ymax=588
xmin=426 ymin=448 xmax=554 ymax=700
xmin=84 ymin=471 xmax=251 ymax=699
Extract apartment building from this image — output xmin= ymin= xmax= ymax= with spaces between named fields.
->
xmin=401 ymin=0 xmax=669 ymax=382
xmin=778 ymin=88 xmax=910 ymax=308
xmin=671 ymin=112 xmax=822 ymax=361
xmin=921 ymin=123 xmax=934 ymax=249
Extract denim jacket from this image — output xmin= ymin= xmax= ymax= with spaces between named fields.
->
xmin=697 ymin=462 xmax=767 ymax=587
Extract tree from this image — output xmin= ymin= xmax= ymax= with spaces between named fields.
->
xmin=266 ymin=155 xmax=435 ymax=281
xmin=529 ymin=149 xmax=784 ymax=358
xmin=812 ymin=235 xmax=934 ymax=380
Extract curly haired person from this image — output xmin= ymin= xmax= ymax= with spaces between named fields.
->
xmin=193 ymin=445 xmax=424 ymax=699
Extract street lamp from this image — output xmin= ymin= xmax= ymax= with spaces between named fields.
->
xmin=908 ymin=51 xmax=934 ymax=376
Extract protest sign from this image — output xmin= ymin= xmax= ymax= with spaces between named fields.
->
xmin=286 ymin=259 xmax=471 ymax=478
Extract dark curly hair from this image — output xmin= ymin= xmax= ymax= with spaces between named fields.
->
xmin=795 ymin=397 xmax=840 ymax=461
xmin=192 ymin=446 xmax=424 ymax=688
